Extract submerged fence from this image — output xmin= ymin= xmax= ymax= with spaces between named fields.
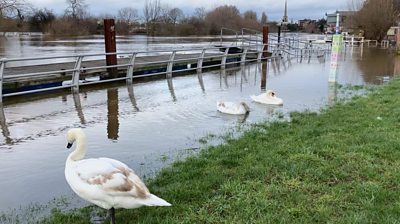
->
xmin=0 ymin=36 xmax=333 ymax=102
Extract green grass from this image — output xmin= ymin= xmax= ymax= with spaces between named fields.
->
xmin=41 ymin=79 xmax=400 ymax=223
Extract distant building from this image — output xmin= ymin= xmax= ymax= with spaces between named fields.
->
xmin=387 ymin=26 xmax=400 ymax=41
xmin=326 ymin=11 xmax=355 ymax=33
xmin=298 ymin=19 xmax=315 ymax=29
xmin=298 ymin=19 xmax=317 ymax=33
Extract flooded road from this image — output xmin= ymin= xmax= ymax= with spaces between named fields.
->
xmin=0 ymin=36 xmax=399 ymax=221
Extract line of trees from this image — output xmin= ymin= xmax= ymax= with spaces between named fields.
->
xmin=0 ymin=0 xmax=271 ymax=36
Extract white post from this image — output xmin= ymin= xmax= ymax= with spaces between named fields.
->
xmin=336 ymin=12 xmax=340 ymax=34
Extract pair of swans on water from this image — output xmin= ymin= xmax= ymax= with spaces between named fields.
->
xmin=217 ymin=90 xmax=283 ymax=115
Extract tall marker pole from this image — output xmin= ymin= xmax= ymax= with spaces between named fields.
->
xmin=329 ymin=13 xmax=342 ymax=83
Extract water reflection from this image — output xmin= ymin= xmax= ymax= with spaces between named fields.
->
xmin=354 ymin=48 xmax=395 ymax=83
xmin=219 ymin=69 xmax=229 ymax=88
xmin=241 ymin=65 xmax=248 ymax=83
xmin=265 ymin=104 xmax=281 ymax=115
xmin=261 ymin=62 xmax=268 ymax=90
xmin=282 ymin=58 xmax=288 ymax=70
xmin=0 ymin=103 xmax=12 ymax=145
xmin=0 ymin=37 xmax=5 ymax=56
xmin=107 ymin=88 xmax=119 ymax=140
xmin=72 ymin=91 xmax=86 ymax=125
xmin=126 ymin=82 xmax=139 ymax=111
xmin=328 ymin=82 xmax=337 ymax=105
xmin=167 ymin=78 xmax=177 ymax=102
xmin=238 ymin=112 xmax=249 ymax=123
xmin=394 ymin=55 xmax=400 ymax=76
xmin=275 ymin=58 xmax=281 ymax=72
xmin=197 ymin=72 xmax=205 ymax=93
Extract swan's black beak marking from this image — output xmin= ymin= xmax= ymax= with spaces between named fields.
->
xmin=67 ymin=143 xmax=73 ymax=149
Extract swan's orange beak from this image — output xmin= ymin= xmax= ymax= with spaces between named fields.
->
xmin=67 ymin=143 xmax=73 ymax=149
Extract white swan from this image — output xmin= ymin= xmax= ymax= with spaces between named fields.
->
xmin=251 ymin=90 xmax=283 ymax=105
xmin=217 ymin=101 xmax=250 ymax=115
xmin=65 ymin=128 xmax=171 ymax=224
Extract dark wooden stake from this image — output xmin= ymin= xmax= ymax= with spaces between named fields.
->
xmin=104 ymin=19 xmax=117 ymax=78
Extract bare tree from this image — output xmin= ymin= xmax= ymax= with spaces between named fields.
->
xmin=351 ymin=0 xmax=396 ymax=41
xmin=194 ymin=7 xmax=206 ymax=20
xmin=205 ymin=5 xmax=242 ymax=34
xmin=0 ymin=0 xmax=27 ymax=18
xmin=29 ymin=8 xmax=55 ymax=32
xmin=243 ymin=10 xmax=257 ymax=21
xmin=65 ymin=0 xmax=87 ymax=20
xmin=143 ymin=0 xmax=161 ymax=36
xmin=117 ymin=7 xmax=138 ymax=34
xmin=0 ymin=0 xmax=31 ymax=20
xmin=168 ymin=8 xmax=184 ymax=25
xmin=118 ymin=7 xmax=138 ymax=24
xmin=242 ymin=10 xmax=259 ymax=29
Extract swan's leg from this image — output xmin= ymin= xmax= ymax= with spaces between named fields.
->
xmin=109 ymin=207 xmax=116 ymax=224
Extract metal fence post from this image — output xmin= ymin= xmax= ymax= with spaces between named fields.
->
xmin=167 ymin=51 xmax=176 ymax=78
xmin=0 ymin=59 xmax=5 ymax=102
xmin=126 ymin=53 xmax=137 ymax=84
xmin=197 ymin=48 xmax=206 ymax=73
xmin=72 ymin=56 xmax=83 ymax=91
xmin=221 ymin=47 xmax=229 ymax=69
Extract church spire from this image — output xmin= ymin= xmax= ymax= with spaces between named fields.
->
xmin=282 ymin=0 xmax=288 ymax=23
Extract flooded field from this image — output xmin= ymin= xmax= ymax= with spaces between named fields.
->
xmin=0 ymin=35 xmax=399 ymax=221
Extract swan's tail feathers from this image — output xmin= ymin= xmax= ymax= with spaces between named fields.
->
xmin=144 ymin=194 xmax=172 ymax=206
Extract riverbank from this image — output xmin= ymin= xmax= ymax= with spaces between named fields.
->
xmin=43 ymin=78 xmax=400 ymax=223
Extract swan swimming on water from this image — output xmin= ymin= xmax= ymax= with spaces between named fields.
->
xmin=250 ymin=90 xmax=283 ymax=105
xmin=217 ymin=101 xmax=250 ymax=115
xmin=65 ymin=128 xmax=171 ymax=224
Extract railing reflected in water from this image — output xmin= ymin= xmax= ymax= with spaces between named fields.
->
xmin=328 ymin=82 xmax=337 ymax=106
xmin=197 ymin=71 xmax=205 ymax=93
xmin=0 ymin=102 xmax=11 ymax=145
xmin=72 ymin=91 xmax=86 ymax=125
xmin=0 ymin=59 xmax=298 ymax=146
xmin=126 ymin=81 xmax=139 ymax=111
xmin=167 ymin=78 xmax=177 ymax=102
xmin=219 ymin=69 xmax=228 ymax=89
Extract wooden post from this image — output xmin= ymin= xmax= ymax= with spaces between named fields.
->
xmin=262 ymin=26 xmax=269 ymax=60
xmin=104 ymin=19 xmax=117 ymax=77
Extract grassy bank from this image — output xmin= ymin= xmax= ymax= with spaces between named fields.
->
xmin=43 ymin=79 xmax=400 ymax=223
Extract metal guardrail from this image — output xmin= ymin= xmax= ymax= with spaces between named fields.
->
xmin=0 ymin=39 xmax=332 ymax=102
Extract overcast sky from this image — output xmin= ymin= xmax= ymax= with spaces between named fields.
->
xmin=27 ymin=0 xmax=350 ymax=21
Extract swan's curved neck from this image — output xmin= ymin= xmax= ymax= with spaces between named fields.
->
xmin=67 ymin=134 xmax=86 ymax=162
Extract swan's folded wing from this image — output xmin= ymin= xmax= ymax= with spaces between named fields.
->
xmin=72 ymin=158 xmax=150 ymax=198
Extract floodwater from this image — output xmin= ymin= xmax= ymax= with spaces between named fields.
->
xmin=0 ymin=35 xmax=399 ymax=221
xmin=0 ymin=35 xmax=225 ymax=59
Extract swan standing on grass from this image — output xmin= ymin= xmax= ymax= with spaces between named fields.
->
xmin=250 ymin=90 xmax=283 ymax=105
xmin=65 ymin=128 xmax=171 ymax=224
xmin=217 ymin=101 xmax=250 ymax=115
